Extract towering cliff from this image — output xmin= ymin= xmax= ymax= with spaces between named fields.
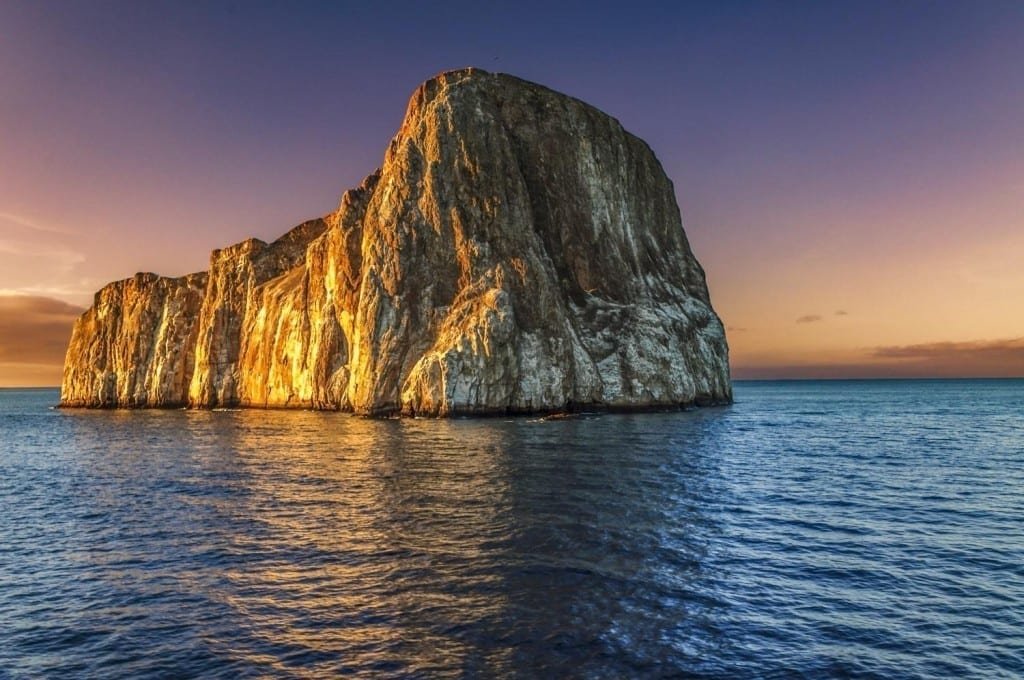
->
xmin=61 ymin=68 xmax=731 ymax=415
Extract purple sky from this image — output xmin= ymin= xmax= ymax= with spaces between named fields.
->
xmin=1 ymin=1 xmax=1022 ymax=385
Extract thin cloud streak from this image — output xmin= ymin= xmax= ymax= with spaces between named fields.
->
xmin=872 ymin=338 xmax=1024 ymax=361
xmin=733 ymin=337 xmax=1024 ymax=379
xmin=0 ymin=212 xmax=71 ymax=235
xmin=796 ymin=314 xmax=823 ymax=324
xmin=0 ymin=239 xmax=85 ymax=270
xmin=0 ymin=285 xmax=97 ymax=300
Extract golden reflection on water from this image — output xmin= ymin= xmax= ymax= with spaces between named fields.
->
xmin=57 ymin=405 xmax=719 ymax=676
xmin=179 ymin=410 xmax=519 ymax=675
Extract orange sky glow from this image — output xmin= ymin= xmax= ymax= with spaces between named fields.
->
xmin=1 ymin=2 xmax=1021 ymax=386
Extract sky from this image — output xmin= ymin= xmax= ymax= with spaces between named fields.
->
xmin=1 ymin=0 xmax=1022 ymax=386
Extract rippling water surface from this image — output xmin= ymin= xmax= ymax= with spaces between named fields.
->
xmin=1 ymin=380 xmax=1022 ymax=678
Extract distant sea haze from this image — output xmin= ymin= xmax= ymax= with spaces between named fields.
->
xmin=1 ymin=379 xmax=1021 ymax=677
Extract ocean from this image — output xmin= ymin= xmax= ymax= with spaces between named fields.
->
xmin=1 ymin=380 xmax=1021 ymax=678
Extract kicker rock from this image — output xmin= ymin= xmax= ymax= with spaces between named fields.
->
xmin=61 ymin=68 xmax=731 ymax=415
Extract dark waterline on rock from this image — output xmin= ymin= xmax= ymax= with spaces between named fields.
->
xmin=2 ymin=380 xmax=1022 ymax=677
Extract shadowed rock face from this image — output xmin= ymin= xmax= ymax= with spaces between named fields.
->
xmin=61 ymin=68 xmax=731 ymax=415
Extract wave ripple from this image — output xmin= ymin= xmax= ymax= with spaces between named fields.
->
xmin=1 ymin=380 xmax=1022 ymax=678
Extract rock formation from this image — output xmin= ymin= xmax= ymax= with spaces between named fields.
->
xmin=61 ymin=68 xmax=731 ymax=416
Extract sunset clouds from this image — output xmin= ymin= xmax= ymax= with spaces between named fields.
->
xmin=870 ymin=338 xmax=1024 ymax=377
xmin=0 ymin=213 xmax=96 ymax=304
xmin=0 ymin=296 xmax=82 ymax=386
xmin=732 ymin=337 xmax=1024 ymax=380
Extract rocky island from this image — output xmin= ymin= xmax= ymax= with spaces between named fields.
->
xmin=60 ymin=68 xmax=731 ymax=416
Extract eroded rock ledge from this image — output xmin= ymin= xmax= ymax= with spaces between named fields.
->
xmin=61 ymin=68 xmax=731 ymax=416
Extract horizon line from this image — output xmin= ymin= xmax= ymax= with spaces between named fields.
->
xmin=4 ymin=375 xmax=1023 ymax=391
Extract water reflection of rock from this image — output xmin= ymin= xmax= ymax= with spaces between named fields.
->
xmin=169 ymin=411 xmax=517 ymax=673
xmin=106 ymin=408 xmax=732 ymax=675
xmin=491 ymin=413 xmax=731 ymax=675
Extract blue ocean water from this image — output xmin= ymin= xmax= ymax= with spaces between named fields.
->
xmin=0 ymin=380 xmax=1021 ymax=678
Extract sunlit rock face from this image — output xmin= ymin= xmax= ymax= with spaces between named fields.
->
xmin=61 ymin=272 xmax=207 ymax=407
xmin=60 ymin=68 xmax=731 ymax=415
xmin=187 ymin=218 xmax=327 ymax=408
xmin=235 ymin=174 xmax=378 ymax=410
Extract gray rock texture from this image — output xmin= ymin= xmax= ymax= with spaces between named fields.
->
xmin=61 ymin=68 xmax=731 ymax=415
